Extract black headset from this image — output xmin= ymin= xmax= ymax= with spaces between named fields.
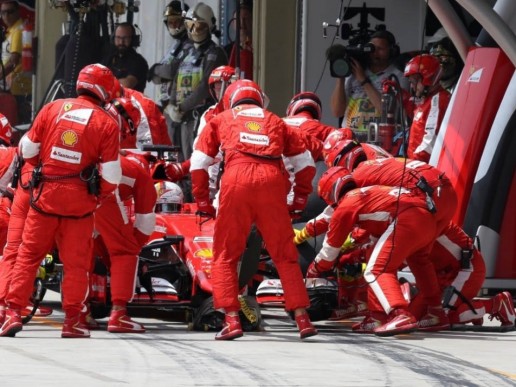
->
xmin=371 ymin=30 xmax=400 ymax=60
xmin=111 ymin=22 xmax=142 ymax=48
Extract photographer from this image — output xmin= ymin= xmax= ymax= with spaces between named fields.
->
xmin=329 ymin=30 xmax=408 ymax=143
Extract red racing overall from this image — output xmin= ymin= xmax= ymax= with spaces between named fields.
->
xmin=191 ymin=104 xmax=316 ymax=312
xmin=313 ymin=185 xmax=437 ymax=315
xmin=5 ymin=96 xmax=121 ymax=315
xmin=94 ymin=155 xmax=157 ymax=306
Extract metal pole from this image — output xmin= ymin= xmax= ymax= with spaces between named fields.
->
xmin=127 ymin=0 xmax=134 ymax=25
xmin=235 ymin=0 xmax=241 ymax=77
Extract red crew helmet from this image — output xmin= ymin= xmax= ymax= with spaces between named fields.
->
xmin=404 ymin=54 xmax=443 ymax=87
xmin=322 ymin=128 xmax=356 ymax=160
xmin=286 ymin=92 xmax=322 ymax=120
xmin=224 ymin=79 xmax=265 ymax=109
xmin=76 ymin=63 xmax=116 ymax=102
xmin=318 ymin=166 xmax=357 ymax=206
xmin=324 ymin=139 xmax=366 ymax=171
xmin=208 ymin=65 xmax=237 ymax=102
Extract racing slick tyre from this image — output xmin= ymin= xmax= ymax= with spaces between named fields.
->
xmin=192 ymin=296 xmax=225 ymax=331
xmin=192 ymin=296 xmax=262 ymax=332
xmin=289 ymin=278 xmax=338 ymax=321
xmin=238 ymin=295 xmax=262 ymax=332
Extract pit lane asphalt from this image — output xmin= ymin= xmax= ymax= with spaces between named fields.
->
xmin=1 ymin=291 xmax=515 ymax=386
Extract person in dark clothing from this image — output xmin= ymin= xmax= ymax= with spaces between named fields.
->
xmin=103 ymin=22 xmax=149 ymax=93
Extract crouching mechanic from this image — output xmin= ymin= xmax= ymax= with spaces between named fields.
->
xmin=92 ymin=150 xmax=156 ymax=333
xmin=307 ymin=167 xmax=439 ymax=336
xmin=190 ymin=80 xmax=318 ymax=340
xmin=408 ymin=222 xmax=515 ymax=329
xmin=0 ymin=63 xmax=121 ymax=338
xmin=324 ymin=143 xmax=457 ymax=326
xmin=85 ymin=98 xmax=155 ymax=333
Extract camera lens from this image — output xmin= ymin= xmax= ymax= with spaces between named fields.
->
xmin=331 ymin=58 xmax=351 ymax=78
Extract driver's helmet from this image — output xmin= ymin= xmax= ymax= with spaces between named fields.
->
xmin=155 ymin=181 xmax=184 ymax=213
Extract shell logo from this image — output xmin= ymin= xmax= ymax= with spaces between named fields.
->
xmin=194 ymin=248 xmax=213 ymax=259
xmin=61 ymin=130 xmax=78 ymax=146
xmin=64 ymin=103 xmax=73 ymax=111
xmin=246 ymin=121 xmax=261 ymax=132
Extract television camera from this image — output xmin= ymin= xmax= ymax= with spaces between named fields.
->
xmin=323 ymin=2 xmax=386 ymax=78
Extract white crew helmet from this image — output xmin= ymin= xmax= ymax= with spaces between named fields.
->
xmin=185 ymin=2 xmax=215 ymax=43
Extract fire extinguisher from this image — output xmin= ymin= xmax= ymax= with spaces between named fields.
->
xmin=22 ymin=21 xmax=34 ymax=73
xmin=378 ymin=79 xmax=398 ymax=154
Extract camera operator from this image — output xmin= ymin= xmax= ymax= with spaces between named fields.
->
xmin=330 ymin=30 xmax=408 ymax=143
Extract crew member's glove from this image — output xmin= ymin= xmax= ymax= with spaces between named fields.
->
xmin=196 ymin=199 xmax=216 ymax=219
xmin=340 ymin=233 xmax=355 ymax=252
xmin=165 ymin=161 xmax=188 ymax=182
xmin=164 ymin=104 xmax=184 ymax=123
xmin=293 ymin=227 xmax=310 ymax=245
xmin=305 ymin=262 xmax=321 ymax=279
xmin=306 ymin=259 xmax=334 ymax=279
xmin=288 ymin=195 xmax=308 ymax=220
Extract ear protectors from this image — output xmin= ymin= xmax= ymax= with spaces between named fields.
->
xmin=111 ymin=23 xmax=142 ymax=48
